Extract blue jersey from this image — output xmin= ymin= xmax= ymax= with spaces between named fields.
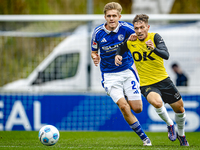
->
xmin=91 ymin=21 xmax=135 ymax=73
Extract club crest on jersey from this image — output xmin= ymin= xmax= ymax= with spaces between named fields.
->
xmin=118 ymin=34 xmax=124 ymax=41
xmin=92 ymin=41 xmax=98 ymax=49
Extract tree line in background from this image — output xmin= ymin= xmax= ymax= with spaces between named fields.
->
xmin=0 ymin=0 xmax=132 ymax=14
xmin=0 ymin=0 xmax=200 ymax=14
xmin=0 ymin=0 xmax=200 ymax=87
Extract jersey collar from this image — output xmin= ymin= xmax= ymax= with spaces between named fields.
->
xmin=103 ymin=22 xmax=120 ymax=34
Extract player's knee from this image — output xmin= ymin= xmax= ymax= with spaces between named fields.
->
xmin=151 ymin=99 xmax=163 ymax=108
xmin=147 ymin=92 xmax=163 ymax=108
xmin=129 ymin=100 xmax=142 ymax=113
xmin=132 ymin=106 xmax=142 ymax=113
xmin=119 ymin=103 xmax=130 ymax=114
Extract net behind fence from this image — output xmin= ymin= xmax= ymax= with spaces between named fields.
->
xmin=0 ymin=15 xmax=200 ymax=93
xmin=0 ymin=14 xmax=200 ymax=131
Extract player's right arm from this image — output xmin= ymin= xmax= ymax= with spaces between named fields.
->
xmin=91 ymin=29 xmax=101 ymax=66
xmin=91 ymin=51 xmax=100 ymax=66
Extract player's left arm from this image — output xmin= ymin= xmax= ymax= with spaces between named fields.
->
xmin=152 ymin=33 xmax=169 ymax=60
xmin=115 ymin=40 xmax=129 ymax=66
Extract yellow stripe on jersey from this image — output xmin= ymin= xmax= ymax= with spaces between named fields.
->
xmin=127 ymin=32 xmax=168 ymax=86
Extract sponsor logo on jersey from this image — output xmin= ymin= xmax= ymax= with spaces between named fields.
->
xmin=92 ymin=41 xmax=98 ymax=49
xmin=102 ymin=42 xmax=124 ymax=52
xmin=132 ymin=51 xmax=155 ymax=61
xmin=118 ymin=34 xmax=124 ymax=41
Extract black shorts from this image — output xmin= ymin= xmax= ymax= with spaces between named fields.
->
xmin=140 ymin=77 xmax=182 ymax=104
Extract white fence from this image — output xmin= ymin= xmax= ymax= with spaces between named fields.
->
xmin=0 ymin=14 xmax=200 ymax=94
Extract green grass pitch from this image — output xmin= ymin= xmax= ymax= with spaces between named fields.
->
xmin=0 ymin=131 xmax=199 ymax=150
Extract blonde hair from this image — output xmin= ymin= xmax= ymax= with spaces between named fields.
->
xmin=103 ymin=2 xmax=122 ymax=15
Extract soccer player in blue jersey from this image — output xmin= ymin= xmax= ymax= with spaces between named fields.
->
xmin=91 ymin=2 xmax=152 ymax=146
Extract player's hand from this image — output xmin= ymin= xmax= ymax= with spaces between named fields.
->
xmin=128 ymin=33 xmax=137 ymax=41
xmin=115 ymin=55 xmax=122 ymax=66
xmin=92 ymin=53 xmax=100 ymax=66
xmin=145 ymin=39 xmax=154 ymax=50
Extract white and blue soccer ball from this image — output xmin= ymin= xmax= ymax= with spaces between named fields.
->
xmin=39 ymin=125 xmax=60 ymax=146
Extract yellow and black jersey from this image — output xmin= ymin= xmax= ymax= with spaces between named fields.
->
xmin=117 ymin=32 xmax=169 ymax=86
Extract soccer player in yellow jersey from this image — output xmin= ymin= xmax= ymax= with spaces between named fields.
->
xmin=115 ymin=14 xmax=189 ymax=146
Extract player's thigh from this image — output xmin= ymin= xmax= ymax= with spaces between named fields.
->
xmin=141 ymin=86 xmax=163 ymax=108
xmin=147 ymin=92 xmax=163 ymax=108
xmin=160 ymin=77 xmax=182 ymax=104
xmin=117 ymin=97 xmax=131 ymax=111
xmin=109 ymin=86 xmax=124 ymax=103
xmin=103 ymin=73 xmax=124 ymax=103
xmin=123 ymin=71 xmax=142 ymax=101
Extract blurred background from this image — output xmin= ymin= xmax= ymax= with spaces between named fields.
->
xmin=0 ymin=0 xmax=200 ymax=132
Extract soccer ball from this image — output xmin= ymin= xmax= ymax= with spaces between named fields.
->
xmin=38 ymin=125 xmax=60 ymax=146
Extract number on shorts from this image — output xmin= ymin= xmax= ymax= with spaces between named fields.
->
xmin=131 ymin=81 xmax=139 ymax=94
xmin=131 ymin=81 xmax=136 ymax=90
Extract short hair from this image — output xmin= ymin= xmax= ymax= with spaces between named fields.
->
xmin=132 ymin=14 xmax=149 ymax=25
xmin=172 ymin=63 xmax=178 ymax=68
xmin=103 ymin=2 xmax=122 ymax=15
